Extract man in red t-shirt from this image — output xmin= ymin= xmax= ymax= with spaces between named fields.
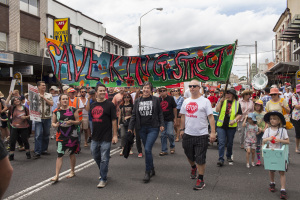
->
xmin=207 ymin=91 xmax=217 ymax=108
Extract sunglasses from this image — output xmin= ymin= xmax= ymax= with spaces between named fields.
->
xmin=189 ymin=85 xmax=199 ymax=88
xmin=174 ymin=90 xmax=179 ymax=92
xmin=81 ymin=91 xmax=86 ymax=93
xmin=270 ymin=94 xmax=277 ymax=96
xmin=159 ymin=90 xmax=167 ymax=92
xmin=124 ymin=96 xmax=131 ymax=99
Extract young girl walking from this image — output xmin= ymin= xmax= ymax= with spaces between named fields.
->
xmin=242 ymin=113 xmax=260 ymax=168
xmin=262 ymin=111 xmax=289 ymax=199
xmin=253 ymin=100 xmax=267 ymax=166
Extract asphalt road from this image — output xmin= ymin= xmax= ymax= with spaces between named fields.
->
xmin=3 ymin=129 xmax=300 ymax=200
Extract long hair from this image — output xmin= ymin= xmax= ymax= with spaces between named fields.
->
xmin=120 ymin=93 xmax=133 ymax=107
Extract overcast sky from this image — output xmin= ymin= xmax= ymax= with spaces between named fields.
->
xmin=57 ymin=0 xmax=286 ymax=78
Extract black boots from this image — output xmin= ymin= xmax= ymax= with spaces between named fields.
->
xmin=150 ymin=168 xmax=155 ymax=177
xmin=26 ymin=152 xmax=31 ymax=159
xmin=143 ymin=171 xmax=150 ymax=183
xmin=9 ymin=154 xmax=14 ymax=161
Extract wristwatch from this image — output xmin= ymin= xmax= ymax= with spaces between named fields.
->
xmin=180 ymin=128 xmax=185 ymax=131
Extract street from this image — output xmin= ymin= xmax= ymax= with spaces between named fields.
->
xmin=3 ymin=129 xmax=300 ymax=200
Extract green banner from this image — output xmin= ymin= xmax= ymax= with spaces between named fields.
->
xmin=46 ymin=38 xmax=236 ymax=87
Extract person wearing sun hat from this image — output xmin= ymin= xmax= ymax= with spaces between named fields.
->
xmin=237 ymin=89 xmax=254 ymax=149
xmin=253 ymin=99 xmax=267 ymax=166
xmin=291 ymin=83 xmax=300 ymax=153
xmin=262 ymin=111 xmax=289 ymax=199
xmin=265 ymin=88 xmax=290 ymax=114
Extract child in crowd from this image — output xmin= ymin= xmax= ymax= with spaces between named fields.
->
xmin=243 ymin=113 xmax=260 ymax=168
xmin=253 ymin=100 xmax=267 ymax=166
xmin=262 ymin=111 xmax=289 ymax=199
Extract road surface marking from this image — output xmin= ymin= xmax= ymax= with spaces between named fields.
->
xmin=4 ymin=147 xmax=122 ymax=200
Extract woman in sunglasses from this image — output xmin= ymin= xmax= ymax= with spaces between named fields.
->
xmin=128 ymin=82 xmax=164 ymax=183
xmin=216 ymin=89 xmax=242 ymax=167
xmin=119 ymin=93 xmax=134 ymax=156
xmin=265 ymin=88 xmax=290 ymax=114
xmin=173 ymin=88 xmax=184 ymax=142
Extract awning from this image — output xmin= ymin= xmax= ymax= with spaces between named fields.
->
xmin=266 ymin=61 xmax=299 ymax=74
xmin=279 ymin=14 xmax=300 ymax=42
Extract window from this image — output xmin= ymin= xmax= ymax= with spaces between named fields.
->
xmin=121 ymin=48 xmax=125 ymax=56
xmin=20 ymin=38 xmax=39 ymax=56
xmin=106 ymin=41 xmax=110 ymax=53
xmin=0 ymin=0 xmax=8 ymax=4
xmin=84 ymin=39 xmax=95 ymax=49
xmin=20 ymin=0 xmax=39 ymax=16
xmin=114 ymin=45 xmax=118 ymax=54
xmin=0 ymin=32 xmax=7 ymax=50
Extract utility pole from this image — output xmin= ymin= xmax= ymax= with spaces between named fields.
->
xmin=249 ymin=54 xmax=252 ymax=84
xmin=246 ymin=63 xmax=249 ymax=85
xmin=255 ymin=41 xmax=258 ymax=74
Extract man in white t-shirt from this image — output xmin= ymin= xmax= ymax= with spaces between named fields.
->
xmin=179 ymin=79 xmax=216 ymax=190
xmin=283 ymin=87 xmax=292 ymax=102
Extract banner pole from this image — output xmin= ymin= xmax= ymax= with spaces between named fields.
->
xmin=224 ymin=39 xmax=238 ymax=94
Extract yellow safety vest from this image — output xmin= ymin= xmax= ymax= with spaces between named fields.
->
xmin=217 ymin=100 xmax=239 ymax=128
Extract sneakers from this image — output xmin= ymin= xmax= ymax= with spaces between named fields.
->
xmin=246 ymin=163 xmax=250 ymax=168
xmin=129 ymin=150 xmax=133 ymax=155
xmin=251 ymin=162 xmax=255 ymax=167
xmin=217 ymin=160 xmax=224 ymax=167
xmin=41 ymin=151 xmax=51 ymax=155
xmin=33 ymin=153 xmax=41 ymax=159
xmin=280 ymin=190 xmax=287 ymax=199
xmin=143 ymin=171 xmax=151 ymax=183
xmin=193 ymin=179 xmax=205 ymax=190
xmin=256 ymin=160 xmax=261 ymax=166
xmin=138 ymin=153 xmax=143 ymax=158
xmin=9 ymin=154 xmax=14 ymax=161
xmin=269 ymin=183 xmax=276 ymax=192
xmin=26 ymin=152 xmax=31 ymax=159
xmin=190 ymin=167 xmax=197 ymax=179
xmin=227 ymin=158 xmax=233 ymax=165
xmin=97 ymin=180 xmax=107 ymax=188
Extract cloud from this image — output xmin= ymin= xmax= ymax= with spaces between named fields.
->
xmin=57 ymin=0 xmax=286 ymax=77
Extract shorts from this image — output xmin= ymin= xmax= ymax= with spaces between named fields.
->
xmin=1 ymin=121 xmax=7 ymax=128
xmin=182 ymin=134 xmax=208 ymax=165
xmin=244 ymin=142 xmax=256 ymax=149
xmin=177 ymin=109 xmax=181 ymax=118
xmin=57 ymin=141 xmax=78 ymax=157
xmin=81 ymin=116 xmax=89 ymax=130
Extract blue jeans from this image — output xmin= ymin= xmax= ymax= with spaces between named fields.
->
xmin=34 ymin=118 xmax=51 ymax=154
xmin=139 ymin=126 xmax=159 ymax=171
xmin=90 ymin=140 xmax=111 ymax=182
xmin=217 ymin=127 xmax=236 ymax=162
xmin=161 ymin=121 xmax=175 ymax=152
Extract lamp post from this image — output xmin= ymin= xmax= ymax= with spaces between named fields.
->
xmin=139 ymin=8 xmax=163 ymax=56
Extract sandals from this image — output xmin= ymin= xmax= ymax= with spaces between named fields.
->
xmin=159 ymin=152 xmax=168 ymax=156
xmin=170 ymin=149 xmax=175 ymax=154
xmin=66 ymin=172 xmax=75 ymax=179
xmin=175 ymin=138 xmax=180 ymax=142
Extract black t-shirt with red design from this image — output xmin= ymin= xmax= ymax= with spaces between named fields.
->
xmin=159 ymin=95 xmax=177 ymax=121
xmin=222 ymin=100 xmax=242 ymax=129
xmin=90 ymin=100 xmax=117 ymax=142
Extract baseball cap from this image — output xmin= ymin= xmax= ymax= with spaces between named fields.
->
xmin=68 ymin=88 xmax=76 ymax=93
xmin=62 ymin=85 xmax=70 ymax=91
xmin=50 ymin=86 xmax=59 ymax=91
xmin=89 ymin=89 xmax=96 ymax=95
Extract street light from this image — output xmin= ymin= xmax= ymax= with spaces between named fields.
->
xmin=139 ymin=8 xmax=163 ymax=55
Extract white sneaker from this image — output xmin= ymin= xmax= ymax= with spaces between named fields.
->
xmin=97 ymin=180 xmax=107 ymax=188
xmin=251 ymin=162 xmax=255 ymax=167
xmin=246 ymin=163 xmax=250 ymax=168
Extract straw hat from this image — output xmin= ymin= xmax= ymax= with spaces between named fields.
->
xmin=241 ymin=89 xmax=253 ymax=96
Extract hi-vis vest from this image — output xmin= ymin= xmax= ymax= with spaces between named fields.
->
xmin=69 ymin=97 xmax=82 ymax=121
xmin=217 ymin=100 xmax=239 ymax=128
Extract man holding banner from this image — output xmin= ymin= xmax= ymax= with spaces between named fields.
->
xmin=33 ymin=81 xmax=53 ymax=159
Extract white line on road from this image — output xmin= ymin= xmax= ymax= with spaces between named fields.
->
xmin=4 ymin=147 xmax=122 ymax=200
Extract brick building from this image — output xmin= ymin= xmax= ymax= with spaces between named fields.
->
xmin=0 ymin=0 xmax=132 ymax=95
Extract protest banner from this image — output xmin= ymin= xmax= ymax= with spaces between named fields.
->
xmin=9 ymin=79 xmax=16 ymax=93
xmin=45 ymin=38 xmax=236 ymax=87
xmin=28 ymin=84 xmax=41 ymax=122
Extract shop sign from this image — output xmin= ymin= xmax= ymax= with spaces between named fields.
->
xmin=13 ymin=65 xmax=33 ymax=75
xmin=296 ymin=70 xmax=300 ymax=83
xmin=0 ymin=52 xmax=14 ymax=64
xmin=53 ymin=18 xmax=70 ymax=43
xmin=0 ymin=67 xmax=13 ymax=77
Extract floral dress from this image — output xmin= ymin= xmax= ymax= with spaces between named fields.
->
xmin=54 ymin=107 xmax=79 ymax=157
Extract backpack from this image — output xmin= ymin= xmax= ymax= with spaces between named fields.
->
xmin=288 ymin=94 xmax=299 ymax=112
